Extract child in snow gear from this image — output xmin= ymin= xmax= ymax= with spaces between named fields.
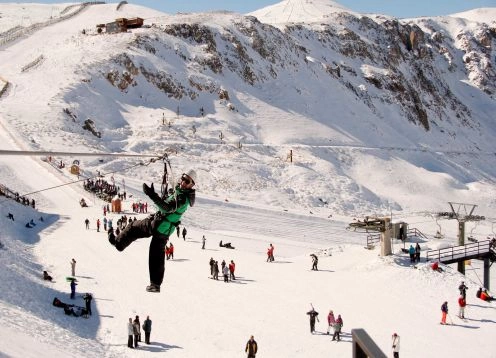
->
xmin=459 ymin=281 xmax=468 ymax=299
xmin=458 ymin=296 xmax=466 ymax=318
xmin=326 ymin=310 xmax=336 ymax=334
xmin=440 ymin=301 xmax=449 ymax=324
xmin=143 ymin=316 xmax=152 ymax=344
xmin=245 ymin=335 xmax=258 ymax=358
xmin=392 ymin=333 xmax=400 ymax=358
xmin=332 ymin=314 xmax=343 ymax=341
xmin=109 ymin=170 xmax=196 ymax=293
xmin=306 ymin=308 xmax=319 ymax=333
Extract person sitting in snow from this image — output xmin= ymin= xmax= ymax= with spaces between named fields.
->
xmin=108 ymin=170 xmax=196 ymax=293
xmin=43 ymin=270 xmax=53 ymax=281
xmin=477 ymin=287 xmax=495 ymax=302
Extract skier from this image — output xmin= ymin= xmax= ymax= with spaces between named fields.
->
xmin=96 ymin=218 xmax=100 ymax=232
xmin=245 ymin=335 xmax=258 ymax=358
xmin=326 ymin=310 xmax=336 ymax=334
xmin=310 ymin=254 xmax=318 ymax=271
xmin=332 ymin=314 xmax=343 ymax=341
xmin=202 ymin=235 xmax=206 ymax=249
xmin=84 ymin=218 xmax=90 ymax=229
xmin=176 ymin=225 xmax=180 ymax=238
xmin=459 ymin=281 xmax=468 ymax=299
xmin=458 ymin=295 xmax=466 ymax=318
xmin=306 ymin=307 xmax=319 ymax=334
xmin=440 ymin=301 xmax=449 ymax=325
xmin=392 ymin=333 xmax=400 ymax=358
xmin=109 ymin=170 xmax=197 ymax=293
xmin=182 ymin=227 xmax=187 ymax=240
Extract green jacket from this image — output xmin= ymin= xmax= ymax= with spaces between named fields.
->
xmin=147 ymin=184 xmax=195 ymax=236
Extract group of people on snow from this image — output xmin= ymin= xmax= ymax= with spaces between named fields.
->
xmin=209 ymin=257 xmax=236 ymax=282
xmin=127 ymin=315 xmax=152 ymax=348
xmin=306 ymin=307 xmax=344 ymax=341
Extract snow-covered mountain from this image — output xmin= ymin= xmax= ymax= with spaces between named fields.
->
xmin=1 ymin=1 xmax=495 ymax=216
xmin=1 ymin=2 xmax=496 ymax=358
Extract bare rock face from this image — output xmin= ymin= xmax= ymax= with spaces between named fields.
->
xmin=82 ymin=119 xmax=101 ymax=138
xmin=96 ymin=10 xmax=493 ymax=132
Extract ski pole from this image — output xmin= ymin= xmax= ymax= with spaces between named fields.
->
xmin=447 ymin=313 xmax=453 ymax=325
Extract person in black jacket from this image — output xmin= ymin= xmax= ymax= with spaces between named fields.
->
xmin=82 ymin=293 xmax=92 ymax=316
xmin=306 ymin=308 xmax=319 ymax=333
xmin=143 ymin=316 xmax=152 ymax=344
xmin=245 ymin=335 xmax=258 ymax=358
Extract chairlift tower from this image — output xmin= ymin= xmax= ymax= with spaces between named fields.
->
xmin=436 ymin=202 xmax=485 ymax=274
xmin=347 ymin=217 xmax=391 ymax=256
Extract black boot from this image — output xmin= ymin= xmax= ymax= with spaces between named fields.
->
xmin=146 ymin=283 xmax=160 ymax=293
xmin=108 ymin=230 xmax=116 ymax=246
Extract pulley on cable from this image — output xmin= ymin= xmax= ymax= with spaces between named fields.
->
xmin=160 ymin=153 xmax=173 ymax=200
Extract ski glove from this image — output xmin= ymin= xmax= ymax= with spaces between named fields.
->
xmin=143 ymin=183 xmax=160 ymax=202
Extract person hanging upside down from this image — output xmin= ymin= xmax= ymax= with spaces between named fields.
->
xmin=108 ymin=170 xmax=197 ymax=293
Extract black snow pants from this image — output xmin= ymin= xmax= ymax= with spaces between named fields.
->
xmin=116 ymin=216 xmax=169 ymax=286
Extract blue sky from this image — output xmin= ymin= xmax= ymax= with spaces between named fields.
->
xmin=0 ymin=0 xmax=495 ymax=18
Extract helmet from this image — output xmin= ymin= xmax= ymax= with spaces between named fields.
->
xmin=184 ymin=169 xmax=197 ymax=184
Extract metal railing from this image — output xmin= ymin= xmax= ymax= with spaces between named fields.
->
xmin=352 ymin=329 xmax=387 ymax=358
xmin=407 ymin=227 xmax=429 ymax=241
xmin=366 ymin=233 xmax=381 ymax=247
xmin=426 ymin=240 xmax=492 ymax=263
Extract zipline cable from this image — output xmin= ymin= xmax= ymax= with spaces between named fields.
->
xmin=0 ymin=152 xmax=168 ymax=204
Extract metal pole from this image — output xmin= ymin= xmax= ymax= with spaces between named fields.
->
xmin=458 ymin=221 xmax=465 ymax=275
